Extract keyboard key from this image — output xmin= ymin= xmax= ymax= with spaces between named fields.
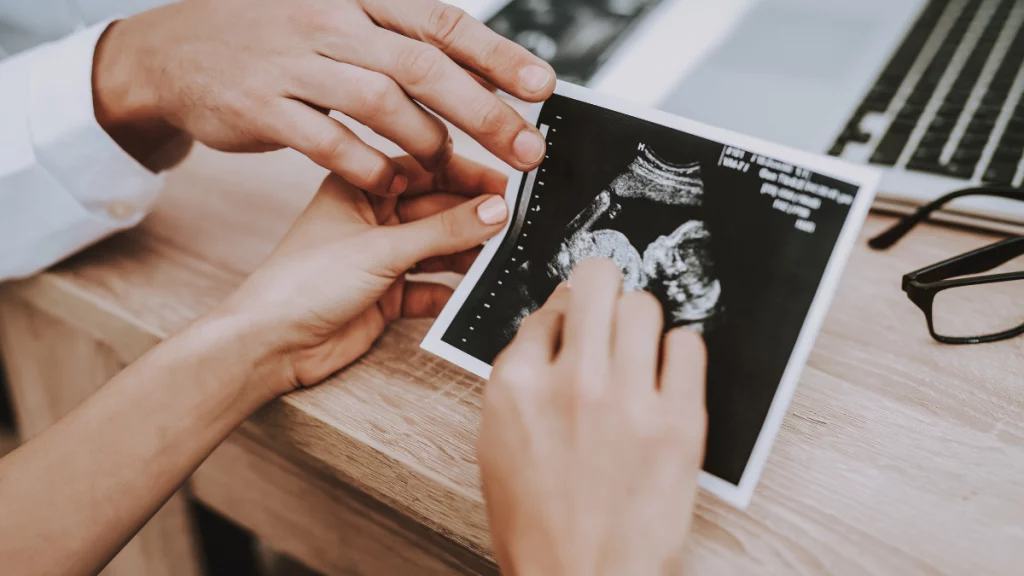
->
xmin=984 ymin=162 xmax=1018 ymax=184
xmin=890 ymin=117 xmax=919 ymax=132
xmin=929 ymin=115 xmax=957 ymax=130
xmin=901 ymin=102 xmax=927 ymax=116
xmin=973 ymin=106 xmax=1001 ymax=122
xmin=944 ymin=89 xmax=971 ymax=105
xmin=920 ymin=130 xmax=951 ymax=147
xmin=982 ymin=90 xmax=1009 ymax=107
xmin=840 ymin=125 xmax=872 ymax=144
xmin=911 ymin=147 xmax=943 ymax=165
xmin=991 ymin=144 xmax=1024 ymax=163
xmin=999 ymin=131 xmax=1024 ymax=147
xmin=966 ymin=118 xmax=997 ymax=135
xmin=1003 ymin=119 xmax=1024 ymax=134
xmin=944 ymin=162 xmax=977 ymax=179
xmin=907 ymin=90 xmax=932 ymax=106
xmin=907 ymin=158 xmax=945 ymax=174
xmin=958 ymin=132 xmax=991 ymax=148
xmin=871 ymin=132 xmax=912 ymax=165
xmin=938 ymin=101 xmax=964 ymax=117
xmin=952 ymin=147 xmax=983 ymax=163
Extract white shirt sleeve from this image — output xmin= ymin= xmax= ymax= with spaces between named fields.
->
xmin=0 ymin=20 xmax=163 ymax=282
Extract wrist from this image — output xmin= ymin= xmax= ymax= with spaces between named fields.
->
xmin=92 ymin=18 xmax=191 ymax=171
xmin=176 ymin=309 xmax=298 ymax=409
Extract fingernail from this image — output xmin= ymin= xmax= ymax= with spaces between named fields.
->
xmin=513 ymin=130 xmax=545 ymax=165
xmin=389 ymin=173 xmax=408 ymax=195
xmin=519 ymin=65 xmax=552 ymax=93
xmin=477 ymin=195 xmax=508 ymax=225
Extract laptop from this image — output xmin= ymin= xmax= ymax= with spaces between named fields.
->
xmin=463 ymin=0 xmax=1024 ymax=232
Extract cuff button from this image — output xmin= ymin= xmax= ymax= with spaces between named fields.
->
xmin=106 ymin=201 xmax=138 ymax=221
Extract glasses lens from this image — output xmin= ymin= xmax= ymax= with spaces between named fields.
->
xmin=932 ymin=278 xmax=1024 ymax=339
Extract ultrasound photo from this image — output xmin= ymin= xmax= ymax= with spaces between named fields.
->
xmin=486 ymin=0 xmax=664 ymax=84
xmin=424 ymin=85 xmax=878 ymax=506
xmin=470 ymin=144 xmax=724 ymax=350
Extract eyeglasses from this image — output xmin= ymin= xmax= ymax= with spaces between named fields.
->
xmin=869 ymin=187 xmax=1024 ymax=345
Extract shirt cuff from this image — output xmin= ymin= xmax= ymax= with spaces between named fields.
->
xmin=26 ymin=19 xmax=163 ymax=230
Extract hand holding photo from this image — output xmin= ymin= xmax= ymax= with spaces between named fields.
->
xmin=422 ymin=82 xmax=881 ymax=508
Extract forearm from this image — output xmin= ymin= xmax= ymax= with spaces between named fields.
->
xmin=0 ymin=312 xmax=284 ymax=576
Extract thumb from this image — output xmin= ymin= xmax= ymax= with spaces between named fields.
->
xmin=381 ymin=195 xmax=509 ymax=271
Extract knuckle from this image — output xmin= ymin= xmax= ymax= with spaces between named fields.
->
xmin=398 ymin=45 xmax=446 ymax=87
xmin=367 ymin=228 xmax=403 ymax=268
xmin=438 ymin=208 xmax=463 ymax=239
xmin=224 ymin=86 xmax=270 ymax=121
xmin=427 ymin=4 xmax=469 ymax=50
xmin=472 ymin=99 xmax=514 ymax=138
xmin=475 ymin=37 xmax=504 ymax=76
xmin=287 ymin=5 xmax=335 ymax=34
xmin=242 ymin=85 xmax=274 ymax=114
xmin=362 ymin=158 xmax=392 ymax=189
xmin=312 ymin=130 xmax=349 ymax=166
xmin=357 ymin=76 xmax=400 ymax=118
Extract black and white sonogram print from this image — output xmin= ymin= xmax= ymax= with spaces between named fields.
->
xmin=544 ymin=146 xmax=724 ymax=332
xmin=442 ymin=94 xmax=862 ymax=485
xmin=486 ymin=0 xmax=664 ymax=84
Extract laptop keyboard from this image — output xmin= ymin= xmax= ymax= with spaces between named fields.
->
xmin=830 ymin=0 xmax=1024 ymax=186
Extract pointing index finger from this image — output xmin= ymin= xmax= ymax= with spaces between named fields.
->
xmin=362 ymin=0 xmax=556 ymax=101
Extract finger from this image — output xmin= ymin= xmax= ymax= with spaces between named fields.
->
xmin=659 ymin=328 xmax=708 ymax=413
xmin=397 ymin=192 xmax=467 ymax=223
xmin=395 ymin=155 xmax=508 ymax=197
xmin=362 ymin=0 xmax=556 ymax=101
xmin=295 ymin=61 xmax=453 ymax=171
xmin=503 ymin=282 xmax=571 ymax=364
xmin=402 ymin=281 xmax=455 ymax=318
xmin=265 ymin=99 xmax=407 ymax=196
xmin=561 ymin=258 xmax=623 ymax=365
xmin=613 ymin=291 xmax=664 ymax=391
xmin=378 ymin=194 xmax=509 ymax=272
xmin=337 ymin=30 xmax=548 ymax=171
xmin=467 ymin=69 xmax=499 ymax=93
xmin=274 ymin=174 xmax=375 ymax=258
xmin=416 ymin=247 xmax=481 ymax=274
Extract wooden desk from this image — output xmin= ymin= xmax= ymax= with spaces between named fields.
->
xmin=1 ymin=136 xmax=1023 ymax=575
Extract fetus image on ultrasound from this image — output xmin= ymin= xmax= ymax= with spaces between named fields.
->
xmin=513 ymin=145 xmax=724 ymax=335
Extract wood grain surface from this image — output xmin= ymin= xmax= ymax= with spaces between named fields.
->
xmin=3 ymin=127 xmax=1023 ymax=574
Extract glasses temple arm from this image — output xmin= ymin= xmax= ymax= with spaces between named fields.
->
xmin=869 ymin=187 xmax=1024 ymax=250
xmin=915 ymin=237 xmax=1024 ymax=283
